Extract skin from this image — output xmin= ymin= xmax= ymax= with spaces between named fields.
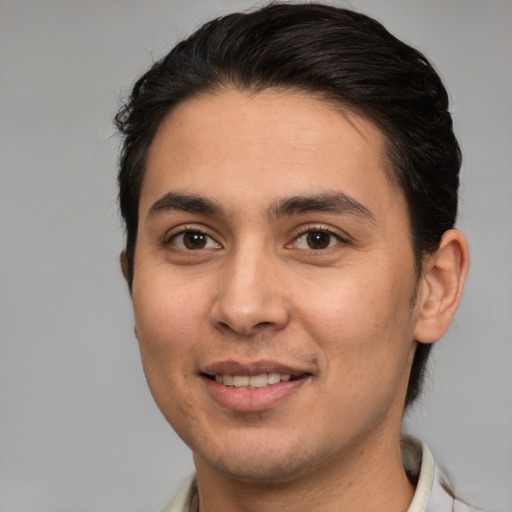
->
xmin=124 ymin=89 xmax=469 ymax=512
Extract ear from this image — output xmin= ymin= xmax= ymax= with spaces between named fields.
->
xmin=120 ymin=250 xmax=131 ymax=289
xmin=414 ymin=229 xmax=469 ymax=344
xmin=120 ymin=251 xmax=137 ymax=338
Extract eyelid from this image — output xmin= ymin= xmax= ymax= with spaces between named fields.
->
xmin=288 ymin=223 xmax=350 ymax=247
xmin=163 ymin=224 xmax=222 ymax=248
xmin=161 ymin=222 xmax=349 ymax=251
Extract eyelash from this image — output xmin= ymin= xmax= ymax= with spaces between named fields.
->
xmin=165 ymin=226 xmax=220 ymax=251
xmin=288 ymin=225 xmax=348 ymax=251
xmin=164 ymin=224 xmax=348 ymax=253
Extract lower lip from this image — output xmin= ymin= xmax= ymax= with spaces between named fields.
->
xmin=202 ymin=376 xmax=308 ymax=412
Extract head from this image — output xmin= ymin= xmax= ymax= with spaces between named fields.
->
xmin=116 ymin=3 xmax=462 ymax=409
xmin=116 ymin=4 xmax=461 ymax=405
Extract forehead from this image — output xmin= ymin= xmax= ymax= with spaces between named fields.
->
xmin=141 ymin=89 xmax=405 ymax=223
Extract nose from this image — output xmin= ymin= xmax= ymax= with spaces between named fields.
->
xmin=210 ymin=248 xmax=290 ymax=337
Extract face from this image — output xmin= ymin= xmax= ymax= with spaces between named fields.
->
xmin=130 ymin=90 xmax=424 ymax=483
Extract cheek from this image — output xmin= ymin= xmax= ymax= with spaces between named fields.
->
xmin=131 ymin=276 xmax=211 ymax=430
xmin=294 ymin=263 xmax=417 ymax=373
xmin=132 ymin=274 xmax=210 ymax=372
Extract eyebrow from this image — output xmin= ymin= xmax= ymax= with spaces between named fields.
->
xmin=268 ymin=193 xmax=375 ymax=222
xmin=148 ymin=192 xmax=223 ymax=217
xmin=147 ymin=191 xmax=374 ymax=222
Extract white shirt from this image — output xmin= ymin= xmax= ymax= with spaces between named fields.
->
xmin=160 ymin=435 xmax=477 ymax=512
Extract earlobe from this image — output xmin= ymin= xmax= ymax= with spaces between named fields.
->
xmin=413 ymin=229 xmax=469 ymax=344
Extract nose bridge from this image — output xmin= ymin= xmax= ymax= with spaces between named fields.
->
xmin=211 ymin=241 xmax=289 ymax=336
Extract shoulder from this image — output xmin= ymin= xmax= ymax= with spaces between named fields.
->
xmin=454 ymin=501 xmax=486 ymax=512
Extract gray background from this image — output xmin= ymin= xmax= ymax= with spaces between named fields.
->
xmin=1 ymin=1 xmax=511 ymax=511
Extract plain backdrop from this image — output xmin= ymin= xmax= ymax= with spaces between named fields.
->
xmin=1 ymin=1 xmax=511 ymax=511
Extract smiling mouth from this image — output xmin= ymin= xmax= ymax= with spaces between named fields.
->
xmin=206 ymin=373 xmax=299 ymax=389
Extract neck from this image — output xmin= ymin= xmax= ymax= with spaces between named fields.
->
xmin=193 ymin=429 xmax=415 ymax=512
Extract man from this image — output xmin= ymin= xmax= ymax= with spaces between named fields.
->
xmin=116 ymin=4 xmax=471 ymax=511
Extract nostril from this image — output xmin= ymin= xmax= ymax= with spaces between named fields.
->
xmin=255 ymin=321 xmax=273 ymax=329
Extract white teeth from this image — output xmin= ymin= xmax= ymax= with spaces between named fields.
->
xmin=233 ymin=375 xmax=249 ymax=387
xmin=248 ymin=374 xmax=268 ymax=388
xmin=214 ymin=373 xmax=293 ymax=389
xmin=267 ymin=373 xmax=281 ymax=385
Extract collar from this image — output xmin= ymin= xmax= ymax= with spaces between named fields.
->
xmin=401 ymin=434 xmax=455 ymax=512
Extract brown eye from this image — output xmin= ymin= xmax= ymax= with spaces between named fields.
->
xmin=292 ymin=230 xmax=342 ymax=250
xmin=306 ymin=231 xmax=331 ymax=249
xmin=171 ymin=231 xmax=219 ymax=250
xmin=184 ymin=232 xmax=207 ymax=249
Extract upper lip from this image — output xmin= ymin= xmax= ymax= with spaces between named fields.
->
xmin=202 ymin=360 xmax=311 ymax=377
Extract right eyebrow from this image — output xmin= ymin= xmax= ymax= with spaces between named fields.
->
xmin=147 ymin=192 xmax=224 ymax=217
xmin=267 ymin=192 xmax=375 ymax=222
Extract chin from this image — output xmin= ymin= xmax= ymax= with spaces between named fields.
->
xmin=193 ymin=432 xmax=322 ymax=484
xmin=205 ymin=455 xmax=311 ymax=484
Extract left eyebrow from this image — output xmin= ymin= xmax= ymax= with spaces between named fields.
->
xmin=267 ymin=193 xmax=375 ymax=222
xmin=147 ymin=192 xmax=224 ymax=217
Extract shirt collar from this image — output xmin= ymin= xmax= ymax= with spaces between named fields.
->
xmin=402 ymin=434 xmax=455 ymax=512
